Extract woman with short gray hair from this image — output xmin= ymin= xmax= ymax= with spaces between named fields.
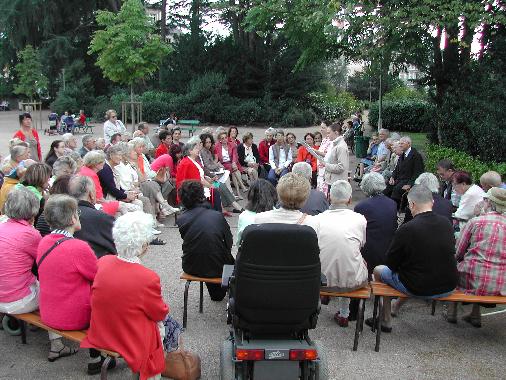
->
xmin=37 ymin=194 xmax=97 ymax=363
xmin=52 ymin=156 xmax=77 ymax=180
xmin=0 ymin=187 xmax=42 ymax=315
xmin=354 ymin=172 xmax=398 ymax=274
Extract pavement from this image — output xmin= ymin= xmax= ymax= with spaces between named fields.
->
xmin=1 ymin=110 xmax=506 ymax=379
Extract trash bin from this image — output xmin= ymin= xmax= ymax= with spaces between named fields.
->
xmin=354 ymin=136 xmax=370 ymax=158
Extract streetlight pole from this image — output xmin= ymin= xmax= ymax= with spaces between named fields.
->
xmin=378 ymin=59 xmax=383 ymax=131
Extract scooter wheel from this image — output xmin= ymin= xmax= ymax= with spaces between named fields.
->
xmin=2 ymin=316 xmax=22 ymax=336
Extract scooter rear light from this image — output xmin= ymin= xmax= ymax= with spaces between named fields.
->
xmin=236 ymin=349 xmax=265 ymax=361
xmin=289 ymin=349 xmax=318 ymax=361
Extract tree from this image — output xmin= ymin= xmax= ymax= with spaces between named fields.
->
xmin=89 ymin=0 xmax=172 ymax=128
xmin=13 ymin=45 xmax=48 ymax=101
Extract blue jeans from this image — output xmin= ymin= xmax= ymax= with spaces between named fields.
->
xmin=267 ymin=168 xmax=289 ymax=186
xmin=379 ymin=266 xmax=454 ymax=299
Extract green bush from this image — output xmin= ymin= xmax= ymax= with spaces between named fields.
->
xmin=383 ymin=87 xmax=427 ymax=102
xmin=426 ymin=144 xmax=506 ymax=183
xmin=369 ymin=100 xmax=435 ymax=132
xmin=309 ymin=91 xmax=360 ymax=122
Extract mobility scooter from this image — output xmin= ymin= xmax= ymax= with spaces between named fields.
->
xmin=220 ymin=223 xmax=328 ymax=380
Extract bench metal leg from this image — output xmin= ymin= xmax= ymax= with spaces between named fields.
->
xmin=100 ymin=356 xmax=112 ymax=380
xmin=375 ymin=297 xmax=383 ymax=352
xmin=199 ymin=282 xmax=204 ymax=313
xmin=431 ymin=300 xmax=436 ymax=316
xmin=360 ymin=298 xmax=366 ymax=333
xmin=372 ymin=296 xmax=379 ymax=332
xmin=20 ymin=320 xmax=27 ymax=344
xmin=353 ymin=299 xmax=365 ymax=351
xmin=183 ymin=280 xmax=191 ymax=329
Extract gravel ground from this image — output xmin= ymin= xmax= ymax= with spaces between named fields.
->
xmin=1 ymin=110 xmax=505 ymax=379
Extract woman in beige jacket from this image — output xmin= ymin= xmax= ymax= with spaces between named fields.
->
xmin=323 ymin=123 xmax=350 ymax=193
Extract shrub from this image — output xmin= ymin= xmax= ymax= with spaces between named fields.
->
xmin=383 ymin=87 xmax=427 ymax=102
xmin=426 ymin=144 xmax=506 ymax=183
xmin=218 ymin=99 xmax=263 ymax=125
xmin=369 ymin=100 xmax=435 ymax=132
xmin=309 ymin=91 xmax=360 ymax=122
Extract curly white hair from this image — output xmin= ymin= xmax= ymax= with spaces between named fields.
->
xmin=113 ymin=211 xmax=154 ymax=259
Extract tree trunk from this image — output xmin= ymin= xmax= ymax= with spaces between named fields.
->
xmin=131 ymin=84 xmax=135 ymax=132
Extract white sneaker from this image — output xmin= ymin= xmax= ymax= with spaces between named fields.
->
xmin=152 ymin=229 xmax=162 ymax=235
xmin=156 ymin=222 xmax=165 ymax=228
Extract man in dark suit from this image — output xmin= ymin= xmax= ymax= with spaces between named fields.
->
xmin=68 ymin=175 xmax=117 ymax=258
xmin=384 ymin=136 xmax=424 ymax=208
xmin=365 ymin=185 xmax=458 ymax=332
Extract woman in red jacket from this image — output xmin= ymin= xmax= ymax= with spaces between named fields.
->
xmin=82 ymin=211 xmax=169 ymax=380
xmin=296 ymin=132 xmax=318 ymax=188
xmin=215 ymin=131 xmax=248 ymax=197
xmin=14 ymin=112 xmax=42 ymax=161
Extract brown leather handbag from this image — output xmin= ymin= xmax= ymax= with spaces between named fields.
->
xmin=161 ymin=341 xmax=201 ymax=380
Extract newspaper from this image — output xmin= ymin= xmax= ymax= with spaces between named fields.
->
xmin=299 ymin=141 xmax=327 ymax=163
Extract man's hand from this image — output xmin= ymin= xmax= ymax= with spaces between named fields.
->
xmin=389 ymin=177 xmax=395 ymax=186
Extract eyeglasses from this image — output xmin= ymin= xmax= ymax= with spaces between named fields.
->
xmin=111 ymin=115 xmax=117 ymax=119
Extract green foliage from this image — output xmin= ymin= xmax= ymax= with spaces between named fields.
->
xmin=369 ymin=100 xmax=435 ymax=132
xmin=13 ymin=45 xmax=48 ymax=100
xmin=309 ymin=91 xmax=361 ymax=122
xmin=426 ymin=145 xmax=506 ymax=183
xmin=88 ymin=0 xmax=172 ymax=90
xmin=50 ymin=60 xmax=95 ymax=115
xmin=347 ymin=69 xmax=403 ymax=102
xmin=383 ymin=87 xmax=427 ymax=102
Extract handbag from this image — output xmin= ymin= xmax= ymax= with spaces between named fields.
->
xmin=161 ymin=337 xmax=201 ymax=380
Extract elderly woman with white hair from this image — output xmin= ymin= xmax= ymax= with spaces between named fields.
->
xmin=103 ymin=109 xmax=126 ymax=145
xmin=354 ymin=172 xmax=398 ymax=274
xmin=258 ymin=127 xmax=276 ymax=173
xmin=61 ymin=133 xmax=78 ymax=154
xmin=402 ymin=172 xmax=453 ymax=224
xmin=125 ymin=140 xmax=179 ymax=218
xmin=1 ymin=143 xmax=30 ymax=174
xmin=291 ymin=162 xmax=328 ymax=216
xmin=0 ymin=188 xmax=42 ymax=315
xmin=81 ymin=211 xmax=169 ymax=379
xmin=311 ymin=180 xmax=368 ymax=327
xmin=79 ymin=150 xmax=120 ymax=216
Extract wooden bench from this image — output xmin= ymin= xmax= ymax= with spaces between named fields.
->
xmin=9 ymin=311 xmax=120 ymax=380
xmin=177 ymin=120 xmax=200 ymax=137
xmin=180 ymin=273 xmax=222 ymax=328
xmin=320 ymin=285 xmax=371 ymax=351
xmin=370 ymin=281 xmax=506 ymax=352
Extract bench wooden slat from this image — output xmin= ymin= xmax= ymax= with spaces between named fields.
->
xmin=180 ymin=273 xmax=222 ymax=284
xmin=320 ymin=286 xmax=370 ymax=299
xmin=370 ymin=281 xmax=408 ymax=298
xmin=12 ymin=312 xmax=120 ymax=358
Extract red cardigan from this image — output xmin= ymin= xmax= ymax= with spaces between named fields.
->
xmin=79 ymin=166 xmax=119 ymax=216
xmin=258 ymin=139 xmax=274 ymax=165
xmin=175 ymin=156 xmax=201 ymax=203
xmin=81 ymin=256 xmax=168 ymax=380
xmin=13 ymin=129 xmax=42 ymax=161
xmin=37 ymin=234 xmax=97 ymax=330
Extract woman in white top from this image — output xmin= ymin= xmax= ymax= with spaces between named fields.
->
xmin=103 ymin=109 xmax=126 ymax=145
xmin=453 ymin=171 xmax=485 ymax=225
xmin=316 ymin=121 xmax=333 ymax=196
xmin=237 ymin=179 xmax=277 ymax=243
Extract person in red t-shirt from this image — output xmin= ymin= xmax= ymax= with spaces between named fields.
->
xmin=154 ymin=130 xmax=173 ymax=158
xmin=78 ymin=110 xmax=86 ymax=126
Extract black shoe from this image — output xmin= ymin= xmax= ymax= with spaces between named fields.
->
xmin=364 ymin=317 xmax=392 ymax=333
xmin=88 ymin=357 xmax=116 ymax=375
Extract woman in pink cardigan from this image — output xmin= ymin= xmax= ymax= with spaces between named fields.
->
xmin=215 ymin=130 xmax=248 ymax=198
xmin=37 ymin=194 xmax=98 ymax=366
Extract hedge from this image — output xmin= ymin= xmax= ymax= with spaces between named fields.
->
xmin=426 ymin=144 xmax=506 ymax=183
xmin=368 ymin=100 xmax=435 ymax=132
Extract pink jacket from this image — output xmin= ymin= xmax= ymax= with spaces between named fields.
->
xmin=214 ymin=141 xmax=243 ymax=172
xmin=37 ymin=234 xmax=97 ymax=330
xmin=0 ymin=219 xmax=41 ymax=303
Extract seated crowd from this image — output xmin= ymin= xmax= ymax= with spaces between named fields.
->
xmin=0 ymin=110 xmax=505 ymax=378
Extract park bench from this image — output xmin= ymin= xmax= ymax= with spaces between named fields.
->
xmin=180 ymin=272 xmax=222 ymax=329
xmin=8 ymin=311 xmax=120 ymax=380
xmin=177 ymin=120 xmax=200 ymax=137
xmin=320 ymin=285 xmax=371 ymax=351
xmin=370 ymin=281 xmax=506 ymax=352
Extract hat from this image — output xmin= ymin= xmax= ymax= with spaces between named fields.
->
xmin=484 ymin=187 xmax=506 ymax=206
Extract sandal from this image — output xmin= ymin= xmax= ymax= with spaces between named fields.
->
xmin=150 ymin=237 xmax=166 ymax=245
xmin=48 ymin=345 xmax=78 ymax=362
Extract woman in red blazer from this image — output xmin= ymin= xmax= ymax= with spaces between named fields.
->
xmin=214 ymin=131 xmax=248 ymax=197
xmin=81 ymin=211 xmax=169 ymax=380
xmin=175 ymin=136 xmax=222 ymax=211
